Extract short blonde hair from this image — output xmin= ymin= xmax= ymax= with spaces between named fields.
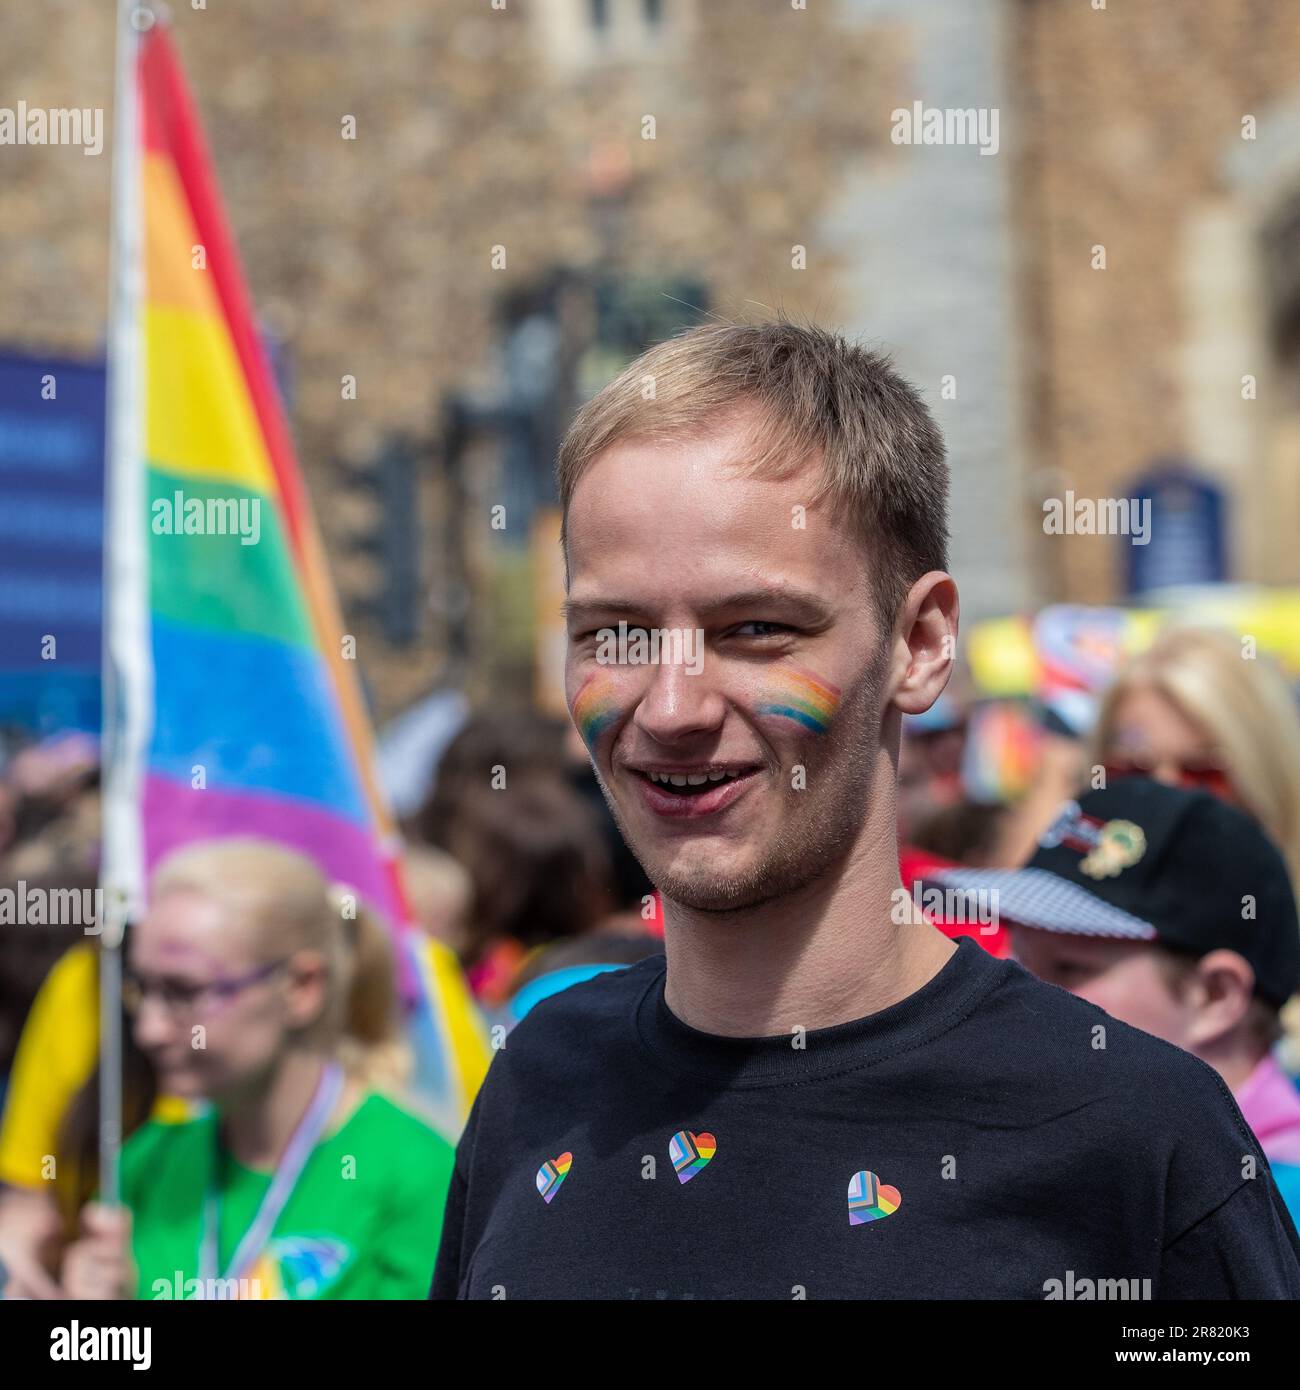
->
xmin=149 ymin=838 xmax=408 ymax=1091
xmin=1092 ymin=625 xmax=1300 ymax=884
xmin=556 ymin=316 xmax=949 ymax=621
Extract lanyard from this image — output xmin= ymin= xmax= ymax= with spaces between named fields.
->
xmin=199 ymin=1061 xmax=345 ymax=1286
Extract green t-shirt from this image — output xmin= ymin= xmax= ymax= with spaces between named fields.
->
xmin=120 ymin=1091 xmax=455 ymax=1300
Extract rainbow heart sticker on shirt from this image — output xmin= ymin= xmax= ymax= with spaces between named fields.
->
xmin=536 ymin=1152 xmax=573 ymax=1204
xmin=847 ymin=1170 xmax=901 ymax=1225
xmin=669 ymin=1130 xmax=717 ymax=1183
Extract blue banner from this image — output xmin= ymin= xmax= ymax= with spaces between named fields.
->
xmin=0 ymin=350 xmax=105 ymax=732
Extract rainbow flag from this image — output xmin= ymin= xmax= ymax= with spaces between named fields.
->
xmin=102 ymin=19 xmax=487 ymax=1136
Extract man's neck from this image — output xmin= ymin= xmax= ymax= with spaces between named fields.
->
xmin=219 ymin=1049 xmax=345 ymax=1173
xmin=660 ymin=805 xmax=956 ymax=1038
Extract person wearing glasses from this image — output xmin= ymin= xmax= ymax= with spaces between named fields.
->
xmin=1091 ymin=625 xmax=1300 ymax=884
xmin=998 ymin=625 xmax=1300 ymax=884
xmin=59 ymin=838 xmax=455 ymax=1300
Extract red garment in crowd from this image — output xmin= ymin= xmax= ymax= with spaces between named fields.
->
xmin=899 ymin=845 xmax=1011 ymax=959
xmin=466 ymin=937 xmax=530 ymax=1007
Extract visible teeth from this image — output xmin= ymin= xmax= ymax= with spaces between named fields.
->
xmin=647 ymin=770 xmax=738 ymax=785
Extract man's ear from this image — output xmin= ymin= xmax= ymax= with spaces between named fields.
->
xmin=888 ymin=571 xmax=959 ymax=716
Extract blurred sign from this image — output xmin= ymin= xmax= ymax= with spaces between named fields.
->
xmin=0 ymin=350 xmax=105 ymax=731
xmin=1125 ymin=461 xmax=1227 ymax=597
xmin=967 ymin=596 xmax=1300 ymax=701
xmin=1033 ymin=604 xmax=1145 ymax=736
xmin=966 ymin=615 xmax=1036 ymax=699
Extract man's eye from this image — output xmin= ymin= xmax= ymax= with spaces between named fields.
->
xmin=732 ymin=621 xmax=789 ymax=638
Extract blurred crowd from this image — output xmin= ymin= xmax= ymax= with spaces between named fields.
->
xmin=0 ymin=697 xmax=668 ymax=1299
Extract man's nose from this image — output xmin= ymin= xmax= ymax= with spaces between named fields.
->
xmin=632 ymin=658 xmax=725 ymax=744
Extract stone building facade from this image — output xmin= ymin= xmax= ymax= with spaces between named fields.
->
xmin=3 ymin=0 xmax=1297 ymax=718
xmin=1014 ymin=0 xmax=1300 ymax=603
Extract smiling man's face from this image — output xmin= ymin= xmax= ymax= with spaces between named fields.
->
xmin=563 ymin=403 xmax=896 ymax=913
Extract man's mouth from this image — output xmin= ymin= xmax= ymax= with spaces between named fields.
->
xmin=626 ymin=765 xmax=763 ymax=818
xmin=644 ymin=769 xmax=744 ymax=793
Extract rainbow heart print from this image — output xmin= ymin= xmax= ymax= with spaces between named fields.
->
xmin=573 ymin=672 xmax=620 ymax=745
xmin=847 ymin=1170 xmax=901 ymax=1225
xmin=536 ymin=1151 xmax=573 ymax=1204
xmin=669 ymin=1130 xmax=717 ymax=1184
xmin=755 ymin=667 xmax=841 ymax=734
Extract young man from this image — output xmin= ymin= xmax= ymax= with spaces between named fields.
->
xmin=932 ymin=777 xmax=1300 ymax=1224
xmin=431 ymin=319 xmax=1300 ymax=1299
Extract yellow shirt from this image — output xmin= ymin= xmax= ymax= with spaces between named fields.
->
xmin=0 ymin=945 xmax=187 ymax=1192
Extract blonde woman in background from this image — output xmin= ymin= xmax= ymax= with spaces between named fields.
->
xmin=1090 ymin=625 xmax=1300 ymax=885
xmin=997 ymin=625 xmax=1300 ymax=880
xmin=60 ymin=838 xmax=454 ymax=1300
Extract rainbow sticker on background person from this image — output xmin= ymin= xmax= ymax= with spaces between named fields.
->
xmin=669 ymin=1130 xmax=717 ymax=1184
xmin=755 ymin=667 xmax=841 ymax=734
xmin=243 ymin=1236 xmax=351 ymax=1299
xmin=847 ymin=1170 xmax=901 ymax=1225
xmin=572 ymin=672 xmax=620 ymax=745
xmin=536 ymin=1151 xmax=573 ymax=1204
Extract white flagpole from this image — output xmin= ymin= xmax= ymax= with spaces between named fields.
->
xmin=99 ymin=0 xmax=154 ymax=1205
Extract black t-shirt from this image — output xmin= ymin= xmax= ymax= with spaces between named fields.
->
xmin=430 ymin=936 xmax=1300 ymax=1299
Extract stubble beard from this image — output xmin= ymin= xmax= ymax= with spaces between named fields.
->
xmin=592 ymin=664 xmax=887 ymax=915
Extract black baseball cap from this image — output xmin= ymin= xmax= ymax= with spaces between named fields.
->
xmin=932 ymin=777 xmax=1300 ymax=1007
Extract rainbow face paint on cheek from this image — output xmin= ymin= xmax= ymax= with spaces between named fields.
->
xmin=754 ymin=666 xmax=842 ymax=734
xmin=572 ymin=672 xmax=621 ymax=745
